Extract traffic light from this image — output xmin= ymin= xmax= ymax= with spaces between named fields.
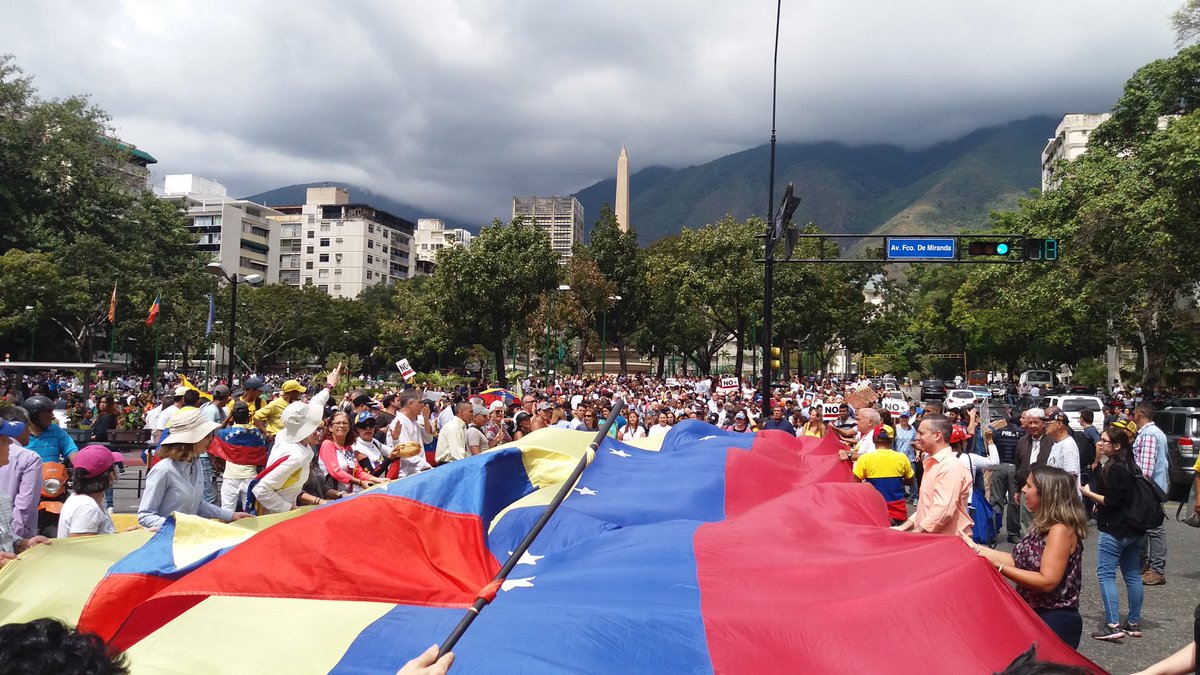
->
xmin=770 ymin=347 xmax=782 ymax=370
xmin=967 ymin=241 xmax=1011 ymax=256
xmin=1023 ymin=238 xmax=1059 ymax=261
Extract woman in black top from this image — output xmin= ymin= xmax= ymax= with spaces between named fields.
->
xmin=1082 ymin=426 xmax=1144 ymax=641
xmin=89 ymin=394 xmax=118 ymax=443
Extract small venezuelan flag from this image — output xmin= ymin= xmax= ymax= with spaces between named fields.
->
xmin=144 ymin=293 xmax=160 ymax=327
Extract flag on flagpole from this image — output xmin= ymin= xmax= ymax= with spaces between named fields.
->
xmin=145 ymin=293 xmax=161 ymax=327
xmin=108 ymin=283 xmax=117 ymax=324
xmin=205 ymin=293 xmax=214 ymax=337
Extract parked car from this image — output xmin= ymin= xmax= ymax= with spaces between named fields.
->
xmin=919 ymin=379 xmax=947 ymax=401
xmin=946 ymin=389 xmax=977 ymax=410
xmin=967 ymin=385 xmax=991 ymax=401
xmin=1153 ymin=406 xmax=1200 ymax=500
xmin=1036 ymin=395 xmax=1104 ymax=431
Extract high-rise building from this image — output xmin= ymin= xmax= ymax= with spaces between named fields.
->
xmin=270 ymin=187 xmax=416 ymax=298
xmin=160 ymin=174 xmax=282 ymax=282
xmin=414 ymin=218 xmax=473 ymax=267
xmin=615 ymin=145 xmax=630 ymax=232
xmin=1040 ymin=114 xmax=1111 ymax=191
xmin=100 ymin=136 xmax=157 ymax=192
xmin=512 ymin=196 xmax=584 ymax=263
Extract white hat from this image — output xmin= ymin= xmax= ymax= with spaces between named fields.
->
xmin=167 ymin=408 xmax=222 ymax=445
xmin=278 ymin=398 xmax=325 ymax=444
xmin=488 ymin=400 xmax=506 ymax=412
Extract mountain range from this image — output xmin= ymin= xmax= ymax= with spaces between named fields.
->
xmin=244 ymin=115 xmax=1057 ymax=245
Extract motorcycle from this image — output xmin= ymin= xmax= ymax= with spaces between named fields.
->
xmin=37 ymin=461 xmax=70 ymax=538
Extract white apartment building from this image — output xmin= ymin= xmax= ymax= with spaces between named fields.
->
xmin=160 ymin=174 xmax=282 ymax=282
xmin=270 ymin=187 xmax=416 ymax=298
xmin=414 ymin=218 xmax=473 ymax=264
xmin=512 ymin=196 xmax=584 ymax=263
xmin=1040 ymin=113 xmax=1111 ymax=191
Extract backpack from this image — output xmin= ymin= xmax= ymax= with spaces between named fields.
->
xmin=966 ymin=454 xmax=999 ymax=546
xmin=1125 ymin=463 xmax=1167 ymax=533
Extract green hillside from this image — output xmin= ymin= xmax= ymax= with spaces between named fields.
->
xmin=574 ymin=116 xmax=1054 ymax=243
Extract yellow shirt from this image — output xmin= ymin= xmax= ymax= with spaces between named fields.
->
xmin=253 ymin=396 xmax=290 ymax=436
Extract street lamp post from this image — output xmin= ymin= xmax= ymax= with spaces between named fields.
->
xmin=600 ymin=295 xmax=622 ymax=378
xmin=543 ymin=284 xmax=571 ymax=384
xmin=206 ymin=263 xmax=263 ymax=385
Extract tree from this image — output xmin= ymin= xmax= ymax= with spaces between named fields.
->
xmin=1174 ymin=0 xmax=1200 ymax=47
xmin=561 ymin=252 xmax=616 ymax=373
xmin=582 ymin=204 xmax=647 ymax=372
xmin=377 ymin=277 xmax=451 ymax=373
xmin=430 ymin=217 xmax=559 ymax=388
xmin=0 ymin=56 xmax=208 ymax=361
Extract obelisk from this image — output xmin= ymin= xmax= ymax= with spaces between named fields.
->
xmin=615 ymin=145 xmax=630 ymax=232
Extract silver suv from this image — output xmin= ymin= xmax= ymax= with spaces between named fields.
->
xmin=1153 ymin=406 xmax=1200 ymax=498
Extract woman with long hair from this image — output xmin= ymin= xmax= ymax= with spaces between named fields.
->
xmin=138 ymin=410 xmax=251 ymax=530
xmin=320 ymin=411 xmax=382 ymax=494
xmin=967 ymin=465 xmax=1088 ymax=648
xmin=1082 ymin=426 xmax=1145 ymax=641
xmin=801 ymin=406 xmax=827 ymax=438
xmin=89 ymin=395 xmax=118 ymax=443
xmin=619 ymin=410 xmax=646 ymax=441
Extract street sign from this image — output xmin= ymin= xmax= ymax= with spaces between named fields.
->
xmin=886 ymin=237 xmax=956 ymax=260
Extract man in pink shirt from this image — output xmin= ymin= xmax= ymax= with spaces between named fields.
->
xmin=891 ymin=414 xmax=973 ymax=538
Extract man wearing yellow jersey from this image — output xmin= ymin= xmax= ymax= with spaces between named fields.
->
xmin=254 ymin=379 xmax=305 ymax=441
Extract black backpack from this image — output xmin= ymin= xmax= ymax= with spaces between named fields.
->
xmin=1126 ymin=463 xmax=1168 ymax=532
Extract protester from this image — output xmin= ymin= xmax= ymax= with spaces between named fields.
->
xmin=619 ymin=410 xmax=646 ymax=440
xmin=512 ymin=411 xmax=533 ymax=441
xmin=0 ymin=618 xmax=130 ymax=674
xmin=892 ymin=414 xmax=972 ymax=538
xmin=966 ymin=465 xmax=1088 ymax=648
xmin=1131 ymin=402 xmax=1170 ymax=586
xmin=20 ymin=395 xmax=78 ymax=464
xmin=253 ymin=365 xmax=341 ymax=514
xmin=89 ymin=394 xmax=118 ymax=443
xmin=1082 ymin=425 xmax=1145 ymax=641
xmin=320 ymin=411 xmax=383 ymax=494
xmin=351 ymin=412 xmax=390 ymax=478
xmin=0 ymin=405 xmax=42 ymax=540
xmin=254 ymin=379 xmax=305 ymax=440
xmin=435 ymin=402 xmax=473 ymax=464
xmin=138 ymin=409 xmax=252 ymax=529
xmin=0 ymin=419 xmax=50 ymax=567
xmin=800 ymin=406 xmax=828 ymax=438
xmin=647 ymin=411 xmax=672 ymax=438
xmin=58 ymin=444 xmax=122 ymax=537
xmin=212 ymin=401 xmax=268 ymax=511
xmin=1014 ymin=408 xmax=1052 ymax=538
xmin=852 ymin=426 xmax=913 ymax=525
xmin=385 ymin=389 xmax=434 ymax=479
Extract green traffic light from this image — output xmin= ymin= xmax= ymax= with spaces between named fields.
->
xmin=996 ymin=243 xmax=1009 ymax=255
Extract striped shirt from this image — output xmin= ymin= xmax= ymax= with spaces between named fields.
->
xmin=1133 ymin=422 xmax=1169 ymax=490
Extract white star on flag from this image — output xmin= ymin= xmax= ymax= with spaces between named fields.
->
xmin=502 ymin=577 xmax=535 ymax=591
xmin=700 ymin=435 xmax=717 ymax=441
xmin=507 ymin=551 xmax=545 ymax=566
xmin=573 ymin=486 xmax=598 ymax=496
xmin=610 ymin=449 xmax=631 ymax=457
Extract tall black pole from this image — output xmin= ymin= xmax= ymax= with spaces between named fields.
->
xmin=227 ymin=276 xmax=238 ymax=385
xmin=762 ymin=0 xmax=783 ymax=415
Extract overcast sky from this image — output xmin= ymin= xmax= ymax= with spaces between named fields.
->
xmin=1 ymin=1 xmax=1181 ymax=225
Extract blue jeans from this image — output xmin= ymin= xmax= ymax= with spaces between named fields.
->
xmin=199 ymin=455 xmax=216 ymax=505
xmin=1098 ymin=531 xmax=1144 ymax=625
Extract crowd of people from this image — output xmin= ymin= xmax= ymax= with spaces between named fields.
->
xmin=2 ymin=366 xmax=1200 ymax=672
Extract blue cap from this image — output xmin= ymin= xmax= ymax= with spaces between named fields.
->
xmin=0 ymin=420 xmax=26 ymax=438
xmin=353 ymin=411 xmax=376 ymax=427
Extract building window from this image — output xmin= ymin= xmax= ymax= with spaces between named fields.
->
xmin=318 ymin=269 xmax=329 ymax=279
xmin=367 ymin=240 xmax=374 ymax=249
xmin=306 ymin=246 xmax=314 ymax=254
xmin=320 ymin=223 xmax=330 ymax=232
xmin=318 ymin=284 xmax=328 ymax=293
xmin=366 ymin=271 xmax=373 ymax=280
xmin=335 ymin=268 xmax=342 ymax=275
xmin=335 ymin=237 xmax=343 ymax=244
xmin=319 ymin=253 xmax=329 ymax=263
xmin=307 ymin=231 xmax=314 ymax=239
xmin=304 ymin=277 xmax=313 ymax=285
xmin=305 ymin=261 xmax=313 ymax=270
xmin=368 ymin=224 xmax=375 ymax=234
xmin=319 ymin=238 xmax=330 ymax=247
xmin=367 ymin=255 xmax=373 ymax=265
xmin=382 ymin=245 xmax=388 ymax=253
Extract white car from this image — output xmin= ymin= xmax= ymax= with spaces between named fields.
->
xmin=967 ymin=386 xmax=991 ymax=401
xmin=945 ymin=389 xmax=976 ymax=410
xmin=1037 ymin=395 xmax=1104 ymax=431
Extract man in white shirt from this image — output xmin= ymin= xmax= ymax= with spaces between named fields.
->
xmin=1041 ymin=408 xmax=1081 ymax=493
xmin=387 ymin=390 xmax=434 ymax=478
xmin=435 ymin=402 xmax=473 ymax=464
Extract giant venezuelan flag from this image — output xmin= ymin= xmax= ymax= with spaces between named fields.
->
xmin=0 ymin=422 xmax=1101 ymax=673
